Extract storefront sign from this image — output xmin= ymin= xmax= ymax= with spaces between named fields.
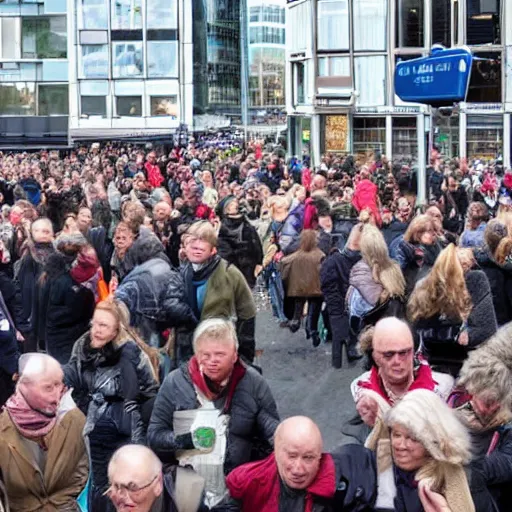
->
xmin=325 ymin=115 xmax=348 ymax=152
xmin=395 ymin=46 xmax=472 ymax=106
xmin=355 ymin=106 xmax=422 ymax=114
xmin=302 ymin=129 xmax=310 ymax=142
xmin=462 ymin=103 xmax=503 ymax=114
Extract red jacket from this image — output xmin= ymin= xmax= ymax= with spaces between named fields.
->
xmin=226 ymin=452 xmax=336 ymax=512
xmin=145 ymin=161 xmax=164 ymax=188
xmin=352 ymin=179 xmax=381 ymax=226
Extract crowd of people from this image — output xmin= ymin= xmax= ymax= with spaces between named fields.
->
xmin=0 ymin=138 xmax=510 ymax=512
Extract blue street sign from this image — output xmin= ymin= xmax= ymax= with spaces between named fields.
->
xmin=394 ymin=45 xmax=473 ymax=106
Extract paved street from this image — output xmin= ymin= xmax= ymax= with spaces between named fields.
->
xmin=255 ymin=308 xmax=364 ymax=451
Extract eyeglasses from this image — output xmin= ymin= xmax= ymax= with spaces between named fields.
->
xmin=377 ymin=348 xmax=413 ymax=360
xmin=105 ymin=475 xmax=158 ymax=497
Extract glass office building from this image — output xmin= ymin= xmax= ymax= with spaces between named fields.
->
xmin=286 ymin=0 xmax=511 ymax=168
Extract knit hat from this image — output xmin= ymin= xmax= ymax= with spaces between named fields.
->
xmin=215 ymin=195 xmax=238 ymax=218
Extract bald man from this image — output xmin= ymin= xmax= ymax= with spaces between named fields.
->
xmin=226 ymin=416 xmax=376 ymax=511
xmin=351 ymin=317 xmax=453 ymax=427
xmin=0 ymin=353 xmax=88 ymax=511
xmin=108 ymin=444 xmax=206 ymax=512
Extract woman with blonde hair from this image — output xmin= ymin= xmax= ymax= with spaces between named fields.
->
xmin=408 ymin=244 xmax=497 ymax=375
xmin=64 ymin=298 xmax=159 ymax=511
xmin=390 ymin=214 xmax=440 ymax=296
xmin=369 ymin=389 xmax=477 ymax=512
xmin=347 ymin=225 xmax=405 ymax=352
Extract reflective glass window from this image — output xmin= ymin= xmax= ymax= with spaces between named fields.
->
xmin=151 ymin=96 xmax=178 ymax=117
xmin=355 ymin=56 xmax=386 ymax=106
xmin=112 ymin=42 xmax=143 ymax=78
xmin=147 ymin=0 xmax=177 ymax=29
xmin=353 ymin=0 xmax=386 ymax=51
xmin=116 ymin=95 xmax=142 ymax=116
xmin=466 ymin=0 xmax=500 ymax=45
xmin=396 ymin=0 xmax=424 ymax=47
xmin=147 ymin=41 xmax=178 ymax=77
xmin=38 ymin=84 xmax=68 ymax=115
xmin=112 ymin=0 xmax=142 ymax=30
xmin=81 ymin=95 xmax=106 ymax=115
xmin=317 ymin=0 xmax=349 ymax=50
xmin=81 ymin=0 xmax=108 ymax=29
xmin=0 ymin=82 xmax=35 ymax=115
xmin=22 ymin=17 xmax=67 ymax=58
xmin=432 ymin=0 xmax=451 ymax=46
xmin=81 ymin=45 xmax=108 ymax=78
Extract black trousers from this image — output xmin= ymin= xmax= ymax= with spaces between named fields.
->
xmin=292 ymin=297 xmax=323 ymax=337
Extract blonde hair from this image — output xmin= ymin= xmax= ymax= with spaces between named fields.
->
xmin=403 ymin=214 xmax=435 ymax=244
xmin=497 ymin=206 xmax=512 ymax=235
xmin=360 ymin=225 xmax=405 ymax=300
xmin=186 ymin=220 xmax=218 ymax=247
xmin=495 ymin=237 xmax=512 ymax=265
xmin=95 ymin=299 xmax=160 ymax=382
xmin=408 ymin=244 xmax=472 ymax=323
xmin=193 ymin=318 xmax=238 ymax=354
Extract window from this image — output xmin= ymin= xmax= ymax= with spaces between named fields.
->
xmin=151 ymin=96 xmax=178 ymax=117
xmin=112 ymin=42 xmax=143 ymax=78
xmin=38 ymin=84 xmax=68 ymax=115
xmin=354 ymin=0 xmax=387 ymax=51
xmin=295 ymin=62 xmax=305 ymax=105
xmin=288 ymin=2 xmax=309 ymax=52
xmin=262 ymin=6 xmax=284 ymax=23
xmin=81 ymin=0 xmax=107 ymax=29
xmin=353 ymin=117 xmax=386 ymax=156
xmin=318 ymin=56 xmax=350 ymax=77
xmin=396 ymin=0 xmax=424 ymax=47
xmin=1 ymin=19 xmax=21 ymax=59
xmin=147 ymin=0 xmax=177 ymax=29
xmin=0 ymin=82 xmax=35 ymax=115
xmin=317 ymin=0 xmax=349 ymax=50
xmin=112 ymin=0 xmax=142 ymax=30
xmin=148 ymin=41 xmax=178 ymax=77
xmin=22 ymin=17 xmax=67 ymax=58
xmin=81 ymin=45 xmax=108 ymax=78
xmin=81 ymin=96 xmax=106 ymax=116
xmin=432 ymin=0 xmax=451 ymax=47
xmin=466 ymin=0 xmax=500 ymax=45
xmin=249 ymin=6 xmax=260 ymax=22
xmin=467 ymin=115 xmax=503 ymax=160
xmin=249 ymin=27 xmax=285 ymax=45
xmin=466 ymin=52 xmax=501 ymax=103
xmin=392 ymin=117 xmax=418 ymax=159
xmin=355 ymin=56 xmax=386 ymax=106
xmin=116 ymin=96 xmax=142 ymax=116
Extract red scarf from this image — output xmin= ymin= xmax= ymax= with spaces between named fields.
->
xmin=5 ymin=391 xmax=57 ymax=441
xmin=188 ymin=356 xmax=246 ymax=413
xmin=358 ymin=362 xmax=436 ymax=405
xmin=226 ymin=452 xmax=336 ymax=512
xmin=70 ymin=250 xmax=100 ymax=283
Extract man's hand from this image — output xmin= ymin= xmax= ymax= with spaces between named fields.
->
xmin=16 ymin=330 xmax=25 ymax=342
xmin=254 ymin=265 xmax=263 ymax=278
xmin=356 ymin=395 xmax=378 ymax=427
xmin=419 ymin=481 xmax=452 ymax=512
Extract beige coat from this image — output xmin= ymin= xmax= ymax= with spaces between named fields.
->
xmin=280 ymin=248 xmax=324 ymax=297
xmin=0 ymin=408 xmax=89 ymax=512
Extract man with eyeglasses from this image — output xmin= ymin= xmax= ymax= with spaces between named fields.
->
xmin=350 ymin=317 xmax=453 ymax=430
xmin=107 ymin=444 xmax=207 ymax=512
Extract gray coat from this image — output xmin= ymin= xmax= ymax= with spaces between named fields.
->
xmin=147 ymin=363 xmax=279 ymax=474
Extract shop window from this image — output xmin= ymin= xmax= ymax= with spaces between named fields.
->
xmin=151 ymin=96 xmax=178 ymax=117
xmin=317 ymin=0 xmax=349 ymax=51
xmin=431 ymin=0 xmax=451 ymax=47
xmin=81 ymin=0 xmax=107 ymax=29
xmin=395 ymin=0 xmax=424 ymax=48
xmin=22 ymin=17 xmax=67 ymax=59
xmin=116 ymin=96 xmax=142 ymax=116
xmin=38 ymin=84 xmax=68 ymax=115
xmin=466 ymin=0 xmax=500 ymax=45
xmin=112 ymin=42 xmax=143 ymax=78
xmin=467 ymin=115 xmax=503 ymax=161
xmin=354 ymin=0 xmax=386 ymax=51
xmin=81 ymin=45 xmax=108 ymax=78
xmin=392 ymin=117 xmax=418 ymax=159
xmin=81 ymin=95 xmax=106 ymax=116
xmin=434 ymin=112 xmax=460 ymax=159
xmin=353 ymin=117 xmax=386 ymax=157
xmin=466 ymin=52 xmax=501 ymax=103
xmin=0 ymin=82 xmax=35 ymax=115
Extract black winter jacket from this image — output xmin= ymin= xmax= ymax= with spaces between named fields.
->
xmin=35 ymin=253 xmax=96 ymax=364
xmin=474 ymin=247 xmax=512 ymax=326
xmin=320 ymin=248 xmax=361 ymax=317
xmin=217 ymin=216 xmax=263 ymax=288
xmin=147 ymin=363 xmax=279 ymax=474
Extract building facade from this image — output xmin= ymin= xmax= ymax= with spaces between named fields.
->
xmin=0 ymin=0 xmax=69 ymax=147
xmin=248 ymin=0 xmax=286 ymax=125
xmin=286 ymin=0 xmax=510 ymax=169
xmin=68 ymin=0 xmax=193 ymax=142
